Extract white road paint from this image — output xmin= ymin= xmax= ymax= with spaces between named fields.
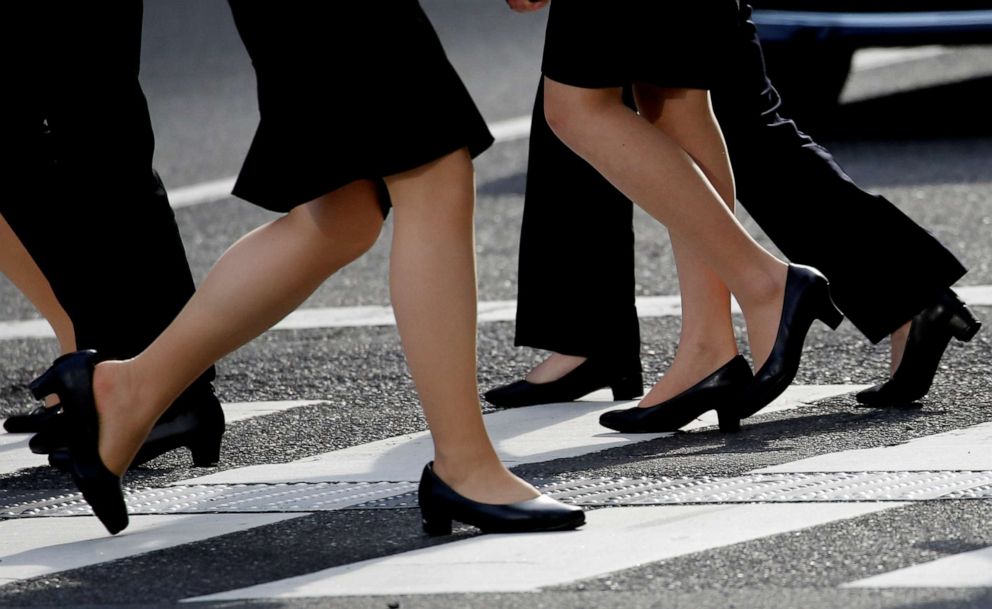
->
xmin=4 ymin=285 xmax=991 ymax=341
xmin=185 ymin=502 xmax=896 ymax=601
xmin=843 ymin=545 xmax=992 ymax=588
xmin=0 ymin=432 xmax=49 ymax=475
xmin=221 ymin=400 xmax=324 ymax=424
xmin=755 ymin=421 xmax=992 ymax=474
xmin=0 ymin=401 xmax=323 ymax=476
xmin=0 ymin=514 xmax=299 ymax=586
xmin=178 ymin=385 xmax=864 ymax=485
xmin=852 ymin=46 xmax=950 ymax=71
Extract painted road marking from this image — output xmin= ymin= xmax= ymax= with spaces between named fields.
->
xmin=843 ymin=545 xmax=992 ymax=588
xmin=0 ymin=401 xmax=324 ymax=476
xmin=185 ymin=502 xmax=895 ymax=600
xmin=179 ymin=385 xmax=864 ymax=485
xmin=3 ymin=285 xmax=990 ymax=341
xmin=754 ymin=420 xmax=992 ymax=473
xmin=0 ymin=514 xmax=299 ymax=587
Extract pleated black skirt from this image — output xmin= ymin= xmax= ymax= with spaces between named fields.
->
xmin=542 ymin=1 xmax=740 ymax=90
xmin=228 ymin=1 xmax=494 ymax=215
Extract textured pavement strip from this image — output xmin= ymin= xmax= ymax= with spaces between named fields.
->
xmin=0 ymin=401 xmax=321 ymax=477
xmin=2 ymin=284 xmax=990 ymax=341
xmin=843 ymin=546 xmax=992 ymax=588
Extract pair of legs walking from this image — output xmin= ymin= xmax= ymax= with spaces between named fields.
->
xmin=88 ymin=150 xmax=536 ymax=505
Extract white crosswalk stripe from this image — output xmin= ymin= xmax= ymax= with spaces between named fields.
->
xmin=0 ymin=401 xmax=323 ymax=476
xmin=843 ymin=546 xmax=992 ymax=588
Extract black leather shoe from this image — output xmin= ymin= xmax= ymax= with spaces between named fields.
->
xmin=46 ymin=391 xmax=225 ymax=471
xmin=37 ymin=390 xmax=225 ymax=469
xmin=3 ymin=404 xmax=62 ymax=433
xmin=740 ymin=265 xmax=843 ymax=418
xmin=599 ymin=355 xmax=753 ymax=434
xmin=857 ymin=289 xmax=981 ymax=407
xmin=418 ymin=463 xmax=585 ymax=535
xmin=29 ymin=350 xmax=128 ymax=535
xmin=484 ymin=358 xmax=643 ymax=408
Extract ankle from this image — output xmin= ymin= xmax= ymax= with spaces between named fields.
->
xmin=734 ymin=264 xmax=787 ymax=311
xmin=433 ymin=448 xmax=503 ymax=485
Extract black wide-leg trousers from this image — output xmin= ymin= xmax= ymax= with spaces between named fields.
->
xmin=2 ymin=2 xmax=215 ymax=393
xmin=514 ymin=4 xmax=966 ymax=368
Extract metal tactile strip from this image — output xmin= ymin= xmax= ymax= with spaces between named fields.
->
xmin=0 ymin=482 xmax=416 ymax=518
xmin=3 ymin=472 xmax=991 ymax=517
xmin=355 ymin=471 xmax=992 ymax=509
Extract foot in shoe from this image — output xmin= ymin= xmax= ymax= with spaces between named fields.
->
xmin=638 ymin=343 xmax=741 ymax=408
xmin=857 ymin=288 xmax=981 ymax=407
xmin=31 ymin=387 xmax=225 ymax=468
xmin=29 ymin=351 xmax=129 ymax=534
xmin=600 ymin=355 xmax=752 ymax=433
xmin=740 ymin=265 xmax=843 ymax=419
xmin=484 ymin=356 xmax=643 ymax=408
xmin=418 ymin=462 xmax=585 ymax=535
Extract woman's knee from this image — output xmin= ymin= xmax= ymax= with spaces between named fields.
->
xmin=299 ymin=181 xmax=384 ymax=257
xmin=543 ymin=77 xmax=620 ymax=149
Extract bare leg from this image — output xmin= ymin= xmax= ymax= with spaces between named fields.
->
xmin=543 ymin=78 xmax=788 ymax=370
xmin=92 ymin=179 xmax=386 ymax=474
xmin=889 ymin=322 xmax=911 ymax=374
xmin=0 ymin=214 xmax=75 ymax=355
xmin=633 ymin=87 xmax=739 ymax=406
xmin=386 ymin=150 xmax=537 ymax=503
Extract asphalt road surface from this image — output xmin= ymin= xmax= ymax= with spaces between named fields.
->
xmin=1 ymin=2 xmax=991 ymax=608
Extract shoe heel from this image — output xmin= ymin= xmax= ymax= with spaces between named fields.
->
xmin=948 ymin=309 xmax=981 ymax=342
xmin=610 ymin=375 xmax=644 ymax=401
xmin=717 ymin=408 xmax=741 ymax=433
xmin=189 ymin=433 xmax=223 ymax=467
xmin=816 ymin=296 xmax=844 ymax=331
xmin=28 ymin=367 xmax=61 ymax=401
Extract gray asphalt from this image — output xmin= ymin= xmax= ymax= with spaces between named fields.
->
xmin=1 ymin=1 xmax=991 ymax=607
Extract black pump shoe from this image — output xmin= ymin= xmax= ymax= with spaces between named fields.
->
xmin=857 ymin=289 xmax=981 ymax=407
xmin=599 ymin=355 xmax=753 ymax=434
xmin=29 ymin=350 xmax=128 ymax=535
xmin=37 ymin=392 xmax=225 ymax=469
xmin=418 ymin=463 xmax=585 ymax=535
xmin=484 ymin=358 xmax=643 ymax=408
xmin=3 ymin=404 xmax=62 ymax=434
xmin=740 ymin=265 xmax=843 ymax=418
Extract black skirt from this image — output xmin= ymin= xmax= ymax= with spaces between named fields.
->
xmin=542 ymin=1 xmax=740 ymax=90
xmin=228 ymin=1 xmax=494 ymax=215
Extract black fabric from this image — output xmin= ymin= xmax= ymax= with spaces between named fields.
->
xmin=227 ymin=0 xmax=494 ymax=214
xmin=2 ymin=2 xmax=216 ymax=390
xmin=541 ymin=1 xmax=739 ymax=90
xmin=515 ymin=2 xmax=966 ymax=359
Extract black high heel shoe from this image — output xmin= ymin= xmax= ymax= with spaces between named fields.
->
xmin=29 ymin=350 xmax=129 ymax=535
xmin=484 ymin=358 xmax=643 ymax=408
xmin=418 ymin=463 xmax=585 ymax=535
xmin=740 ymin=265 xmax=844 ymax=418
xmin=37 ymin=391 xmax=225 ymax=470
xmin=599 ymin=355 xmax=753 ymax=434
xmin=857 ymin=289 xmax=981 ymax=406
xmin=3 ymin=404 xmax=62 ymax=433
